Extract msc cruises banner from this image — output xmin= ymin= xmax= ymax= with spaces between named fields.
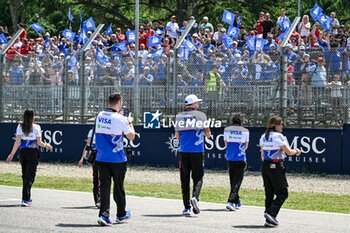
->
xmin=0 ymin=123 xmax=346 ymax=174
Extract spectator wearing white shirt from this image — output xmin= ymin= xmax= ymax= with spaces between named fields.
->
xmin=166 ymin=15 xmax=179 ymax=38
xmin=327 ymin=74 xmax=342 ymax=116
xmin=298 ymin=15 xmax=311 ymax=44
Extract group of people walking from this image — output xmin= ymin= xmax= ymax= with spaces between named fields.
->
xmin=6 ymin=92 xmax=301 ymax=228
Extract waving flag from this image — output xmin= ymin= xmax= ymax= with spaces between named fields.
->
xmin=184 ymin=40 xmax=196 ymax=51
xmin=246 ymin=35 xmax=256 ymax=51
xmin=83 ymin=17 xmax=96 ymax=32
xmin=68 ymin=54 xmax=78 ymax=67
xmin=68 ymin=8 xmax=74 ymax=21
xmin=310 ymin=3 xmax=323 ymax=22
xmin=227 ymin=26 xmax=239 ymax=39
xmin=30 ymin=23 xmax=44 ymax=32
xmin=44 ymin=37 xmax=50 ymax=49
xmin=278 ymin=31 xmax=287 ymax=41
xmin=96 ymin=47 xmax=110 ymax=65
xmin=105 ymin=23 xmax=113 ymax=36
xmin=111 ymin=40 xmax=128 ymax=52
xmin=279 ymin=18 xmax=291 ymax=32
xmin=126 ymin=30 xmax=136 ymax=43
xmin=78 ymin=27 xmax=88 ymax=44
xmin=222 ymin=35 xmax=234 ymax=49
xmin=156 ymin=29 xmax=165 ymax=35
xmin=222 ymin=10 xmax=235 ymax=25
xmin=255 ymin=38 xmax=266 ymax=51
xmin=0 ymin=33 xmax=8 ymax=44
xmin=317 ymin=13 xmax=331 ymax=32
xmin=148 ymin=36 xmax=162 ymax=47
xmin=63 ymin=29 xmax=76 ymax=42
xmin=237 ymin=16 xmax=242 ymax=28
xmin=152 ymin=47 xmax=164 ymax=59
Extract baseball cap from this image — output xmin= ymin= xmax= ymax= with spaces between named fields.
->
xmin=237 ymin=61 xmax=244 ymax=65
xmin=184 ymin=94 xmax=202 ymax=105
xmin=203 ymin=16 xmax=209 ymax=20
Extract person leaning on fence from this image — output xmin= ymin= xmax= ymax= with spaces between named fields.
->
xmin=6 ymin=108 xmax=53 ymax=207
xmin=94 ymin=93 xmax=135 ymax=226
xmin=78 ymin=128 xmax=100 ymax=209
xmin=259 ymin=116 xmax=301 ymax=227
xmin=223 ymin=113 xmax=249 ymax=211
xmin=175 ymin=94 xmax=211 ymax=216
xmin=205 ymin=63 xmax=226 ymax=116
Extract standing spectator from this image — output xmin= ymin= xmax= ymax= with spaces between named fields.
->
xmin=6 ymin=109 xmax=53 ymax=207
xmin=298 ymin=15 xmax=311 ymax=44
xmin=95 ymin=93 xmax=135 ymax=226
xmin=327 ymin=74 xmax=342 ymax=116
xmin=175 ymin=94 xmax=211 ymax=216
xmin=259 ymin=116 xmax=301 ymax=227
xmin=309 ymin=23 xmax=321 ymax=47
xmin=200 ymin=16 xmax=214 ymax=33
xmin=138 ymin=26 xmax=148 ymax=49
xmin=9 ymin=59 xmax=24 ymax=85
xmin=17 ymin=23 xmax=27 ymax=40
xmin=262 ymin=13 xmax=274 ymax=39
xmin=276 ymin=9 xmax=289 ymax=35
xmin=254 ymin=12 xmax=265 ymax=36
xmin=329 ymin=12 xmax=340 ymax=35
xmin=310 ymin=57 xmax=327 ymax=114
xmin=224 ymin=113 xmax=249 ymax=211
xmin=166 ymin=15 xmax=179 ymax=39
xmin=115 ymin=28 xmax=126 ymax=42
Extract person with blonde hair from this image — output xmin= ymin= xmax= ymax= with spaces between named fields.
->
xmin=259 ymin=116 xmax=301 ymax=227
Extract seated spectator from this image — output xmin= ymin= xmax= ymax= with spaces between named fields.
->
xmin=200 ymin=16 xmax=214 ymax=33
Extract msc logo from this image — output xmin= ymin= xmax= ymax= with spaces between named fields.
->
xmin=143 ymin=110 xmax=162 ymax=129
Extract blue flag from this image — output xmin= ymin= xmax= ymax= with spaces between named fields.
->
xmin=68 ymin=8 xmax=74 ymax=21
xmin=279 ymin=18 xmax=291 ymax=32
xmin=126 ymin=30 xmax=136 ymax=43
xmin=0 ymin=33 xmax=8 ymax=44
xmin=222 ymin=35 xmax=233 ymax=49
xmin=317 ymin=13 xmax=331 ymax=32
xmin=184 ymin=40 xmax=196 ymax=51
xmin=30 ymin=23 xmax=45 ymax=32
xmin=255 ymin=38 xmax=266 ymax=51
xmin=78 ymin=27 xmax=88 ymax=44
xmin=156 ymin=29 xmax=165 ymax=35
xmin=148 ymin=36 xmax=162 ymax=47
xmin=111 ymin=40 xmax=128 ymax=52
xmin=44 ymin=37 xmax=50 ymax=49
xmin=222 ymin=9 xmax=235 ymax=25
xmin=237 ymin=16 xmax=242 ymax=29
xmin=310 ymin=3 xmax=323 ymax=22
xmin=246 ymin=35 xmax=256 ymax=51
xmin=63 ymin=29 xmax=76 ymax=42
xmin=83 ymin=17 xmax=96 ymax=32
xmin=227 ymin=26 xmax=239 ymax=39
xmin=96 ymin=47 xmax=109 ymax=65
xmin=152 ymin=47 xmax=164 ymax=59
xmin=105 ymin=23 xmax=113 ymax=36
xmin=68 ymin=54 xmax=78 ymax=67
xmin=278 ymin=31 xmax=287 ymax=41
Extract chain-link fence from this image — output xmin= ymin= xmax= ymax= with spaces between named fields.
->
xmin=1 ymin=46 xmax=349 ymax=128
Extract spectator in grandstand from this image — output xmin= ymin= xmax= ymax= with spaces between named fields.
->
xmin=175 ymin=94 xmax=211 ymax=216
xmin=310 ymin=57 xmax=327 ymax=114
xmin=6 ymin=108 xmax=53 ymax=207
xmin=264 ymin=33 xmax=278 ymax=52
xmin=259 ymin=115 xmax=301 ymax=227
xmin=139 ymin=66 xmax=153 ymax=86
xmin=191 ymin=72 xmax=204 ymax=87
xmin=213 ymin=24 xmax=225 ymax=41
xmin=200 ymin=16 xmax=214 ymax=33
xmin=298 ymin=15 xmax=311 ymax=44
xmin=327 ymin=74 xmax=342 ymax=116
xmin=262 ymin=13 xmax=274 ymax=39
xmin=285 ymin=44 xmax=297 ymax=64
xmin=166 ymin=15 xmax=179 ymax=39
xmin=78 ymin=128 xmax=100 ymax=208
xmin=115 ymin=27 xmax=126 ymax=42
xmin=94 ymin=93 xmax=135 ymax=226
xmin=224 ymin=113 xmax=249 ymax=211
xmin=231 ymin=61 xmax=249 ymax=86
xmin=300 ymin=54 xmax=312 ymax=105
xmin=309 ymin=22 xmax=321 ymax=47
xmin=153 ymin=54 xmax=167 ymax=85
xmin=146 ymin=21 xmax=155 ymax=37
xmin=25 ymin=60 xmax=44 ymax=85
xmin=276 ymin=9 xmax=289 ymax=35
xmin=9 ymin=59 xmax=25 ymax=85
xmin=330 ymin=12 xmax=340 ymax=35
xmin=121 ymin=61 xmax=134 ymax=86
xmin=254 ymin=11 xmax=265 ymax=36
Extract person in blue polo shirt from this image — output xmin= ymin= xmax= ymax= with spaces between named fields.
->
xmin=223 ymin=113 xmax=249 ymax=211
xmin=259 ymin=116 xmax=301 ymax=227
xmin=175 ymin=94 xmax=211 ymax=216
xmin=6 ymin=109 xmax=53 ymax=207
xmin=94 ymin=93 xmax=135 ymax=226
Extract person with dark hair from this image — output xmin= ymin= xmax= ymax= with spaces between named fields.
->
xmin=223 ymin=113 xmax=249 ymax=211
xmin=259 ymin=116 xmax=301 ymax=227
xmin=175 ymin=94 xmax=211 ymax=216
xmin=6 ymin=108 xmax=53 ymax=207
xmin=94 ymin=93 xmax=135 ymax=226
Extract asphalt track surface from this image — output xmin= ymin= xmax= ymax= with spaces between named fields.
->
xmin=0 ymin=185 xmax=349 ymax=233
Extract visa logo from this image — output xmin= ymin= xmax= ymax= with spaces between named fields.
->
xmin=263 ymin=138 xmax=273 ymax=142
xmin=230 ymin=131 xmax=242 ymax=135
xmin=184 ymin=116 xmax=196 ymax=121
xmin=98 ymin=117 xmax=111 ymax=124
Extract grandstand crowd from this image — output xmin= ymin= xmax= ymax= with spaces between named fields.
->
xmin=1 ymin=8 xmax=350 ymax=90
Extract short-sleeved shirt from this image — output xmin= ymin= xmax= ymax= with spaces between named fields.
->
xmin=259 ymin=131 xmax=287 ymax=160
xmin=16 ymin=124 xmax=42 ymax=149
xmin=224 ymin=126 xmax=249 ymax=161
xmin=175 ymin=109 xmax=207 ymax=153
xmin=95 ymin=109 xmax=132 ymax=163
xmin=87 ymin=129 xmax=96 ymax=146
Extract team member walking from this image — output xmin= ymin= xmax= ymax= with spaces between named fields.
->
xmin=223 ymin=114 xmax=249 ymax=211
xmin=94 ymin=93 xmax=135 ymax=226
xmin=78 ymin=128 xmax=100 ymax=208
xmin=6 ymin=109 xmax=53 ymax=207
xmin=259 ymin=116 xmax=301 ymax=227
xmin=175 ymin=94 xmax=211 ymax=216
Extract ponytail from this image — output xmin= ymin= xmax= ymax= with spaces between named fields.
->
xmin=21 ymin=109 xmax=34 ymax=136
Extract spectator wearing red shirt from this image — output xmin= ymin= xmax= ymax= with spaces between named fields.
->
xmin=17 ymin=23 xmax=27 ymax=40
xmin=116 ymin=27 xmax=126 ymax=42
xmin=254 ymin=12 xmax=265 ymax=35
xmin=139 ymin=25 xmax=148 ymax=49
xmin=145 ymin=21 xmax=155 ymax=37
xmin=309 ymin=22 xmax=321 ymax=47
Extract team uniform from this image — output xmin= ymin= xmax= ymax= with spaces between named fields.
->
xmin=87 ymin=129 xmax=100 ymax=206
xmin=259 ymin=131 xmax=289 ymax=222
xmin=224 ymin=125 xmax=249 ymax=209
xmin=94 ymin=108 xmax=131 ymax=221
xmin=175 ymin=109 xmax=207 ymax=214
xmin=16 ymin=123 xmax=42 ymax=203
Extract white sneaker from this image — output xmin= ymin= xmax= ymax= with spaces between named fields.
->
xmin=182 ymin=208 xmax=191 ymax=216
xmin=190 ymin=197 xmax=200 ymax=214
xmin=226 ymin=202 xmax=236 ymax=211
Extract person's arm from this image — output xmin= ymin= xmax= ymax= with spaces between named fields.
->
xmin=78 ymin=137 xmax=91 ymax=167
xmin=260 ymin=147 xmax=264 ymax=161
xmin=204 ymin=128 xmax=211 ymax=138
xmin=280 ymin=145 xmax=301 ymax=156
xmin=125 ymin=113 xmax=135 ymax=141
xmin=6 ymin=135 xmax=21 ymax=163
xmin=36 ymin=137 xmax=53 ymax=150
xmin=175 ymin=131 xmax=180 ymax=140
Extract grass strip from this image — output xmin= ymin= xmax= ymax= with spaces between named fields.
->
xmin=0 ymin=173 xmax=349 ymax=214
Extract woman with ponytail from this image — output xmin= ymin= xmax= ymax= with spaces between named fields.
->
xmin=259 ymin=116 xmax=301 ymax=227
xmin=6 ymin=109 xmax=53 ymax=207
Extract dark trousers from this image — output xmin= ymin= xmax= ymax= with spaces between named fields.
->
xmin=262 ymin=160 xmax=289 ymax=218
xmin=227 ymin=161 xmax=246 ymax=204
xmin=19 ymin=149 xmax=39 ymax=201
xmin=92 ymin=163 xmax=100 ymax=205
xmin=95 ymin=161 xmax=127 ymax=218
xmin=179 ymin=152 xmax=204 ymax=209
